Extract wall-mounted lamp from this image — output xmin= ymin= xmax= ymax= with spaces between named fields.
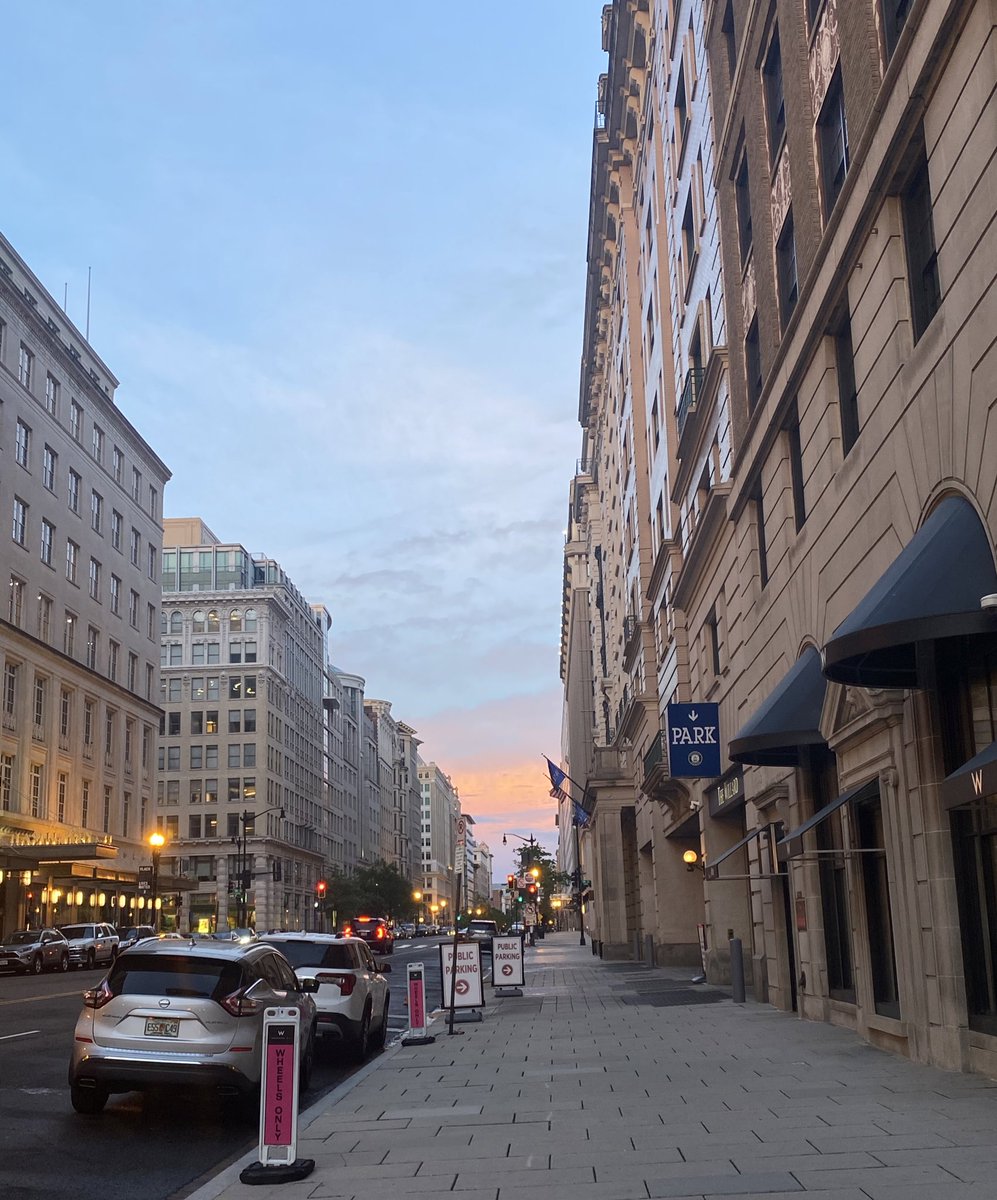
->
xmin=683 ymin=849 xmax=705 ymax=874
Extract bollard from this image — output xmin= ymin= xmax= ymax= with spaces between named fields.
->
xmin=729 ymin=936 xmax=745 ymax=1004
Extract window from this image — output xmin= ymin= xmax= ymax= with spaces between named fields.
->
xmin=191 ymin=746 xmax=203 ymax=770
xmin=130 ymin=528 xmax=140 ymax=565
xmin=674 ymin=62 xmax=689 ymax=156
xmin=900 ymin=131 xmax=941 ymax=342
xmin=189 ymin=814 xmax=202 ymax=840
xmin=30 ymin=763 xmax=43 ymax=818
xmin=752 ymin=480 xmax=768 ymax=587
xmin=228 ymin=710 xmax=241 ymax=734
xmin=147 ymin=544 xmax=157 ymax=581
xmin=763 ymin=28 xmax=785 ymax=166
xmin=206 ymin=609 xmax=219 ymax=633
xmin=818 ymin=68 xmax=849 ymax=217
xmin=681 ymin=193 xmax=697 ymax=295
xmin=60 ymin=689 xmax=71 ymax=738
xmin=244 ymin=709 xmax=256 ymax=733
xmin=149 ymin=485 xmax=158 ymax=519
xmin=776 ymin=209 xmax=798 ymax=328
xmin=12 ymin=498 xmax=27 ymax=546
xmin=744 ymin=316 xmax=762 ymax=411
xmin=2 ymin=663 xmax=17 ymax=716
xmin=169 ymin=610 xmax=182 ymax=635
xmin=191 ymin=711 xmax=204 ymax=735
xmin=206 ymin=710 xmax=219 ymax=733
xmin=882 ymin=0 xmax=912 ymax=59
xmin=45 ymin=373 xmax=59 ymax=415
xmin=81 ymin=778 xmax=90 ymax=826
xmin=70 ymin=399 xmax=83 ymax=441
xmin=102 ymin=785 xmax=111 ymax=833
xmin=227 ymin=778 xmax=240 ymax=803
xmin=244 ymin=744 xmax=256 ymax=768
xmin=147 ymin=602 xmax=156 ymax=639
xmin=68 ymin=469 xmax=80 ymax=513
xmin=127 ymin=652 xmax=137 ymax=691
xmin=244 ymin=609 xmax=257 ymax=633
xmin=0 ymin=754 xmax=11 ymax=811
xmin=87 ymin=627 xmax=99 ymax=670
xmin=169 ymin=643 xmax=182 ymax=666
xmin=167 ymin=746 xmax=180 ymax=771
xmin=129 ymin=589 xmax=139 ymax=628
xmin=228 ymin=744 xmax=241 ymax=769
xmin=83 ymin=699 xmax=94 ymax=746
xmin=229 ymin=643 xmax=242 ymax=664
xmin=15 ymin=419 xmax=30 ymax=467
xmin=33 ymin=674 xmax=46 ymax=728
xmin=245 ymin=676 xmax=256 ymax=699
xmin=66 ymin=539 xmax=78 ymax=584
xmin=43 ymin=445 xmax=56 ymax=491
xmin=833 ymin=307 xmax=859 ymax=455
xmin=90 ymin=490 xmax=103 ymax=534
xmin=734 ymin=150 xmax=752 ymax=266
xmin=111 ymin=510 xmax=122 ymax=551
xmin=112 ymin=445 xmax=123 ymax=484
xmin=721 ymin=0 xmax=737 ymax=81
xmin=229 ymin=677 xmax=243 ymax=700
xmin=40 ymin=519 xmax=54 ymax=567
xmin=784 ymin=402 xmax=807 ymax=531
xmin=88 ymin=557 xmax=101 ymax=601
xmin=37 ymin=593 xmax=51 ymax=641
xmin=205 ymin=779 xmax=218 ymax=804
xmin=131 ymin=466 xmax=142 ymax=502
xmin=206 ymin=745 xmax=218 ymax=768
xmin=8 ymin=575 xmax=24 ymax=627
xmin=64 ymin=612 xmax=77 ymax=656
xmin=193 ymin=610 xmax=206 ymax=633
xmin=18 ymin=343 xmax=33 ymax=390
xmin=108 ymin=640 xmax=119 ymax=681
xmin=855 ymin=789 xmax=900 ymax=1018
xmin=807 ymin=748 xmax=855 ymax=1003
xmin=92 ymin=424 xmax=104 ymax=464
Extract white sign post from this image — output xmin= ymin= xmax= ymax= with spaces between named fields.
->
xmin=402 ymin=961 xmax=435 ymax=1046
xmin=491 ymin=935 xmax=525 ymax=996
xmin=240 ymin=1006 xmax=314 ymax=1185
xmin=440 ymin=940 xmax=484 ymax=1022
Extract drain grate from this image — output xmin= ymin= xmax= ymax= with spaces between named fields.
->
xmin=618 ymin=989 xmax=726 ymax=1007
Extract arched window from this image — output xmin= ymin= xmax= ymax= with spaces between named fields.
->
xmin=169 ymin=611 xmax=183 ymax=635
xmin=159 ymin=610 xmax=167 ymax=634
xmin=229 ymin=609 xmax=242 ymax=633
xmin=192 ymin=610 xmax=206 ymax=633
xmin=244 ymin=608 xmax=257 ymax=633
xmin=206 ymin=609 xmax=220 ymax=633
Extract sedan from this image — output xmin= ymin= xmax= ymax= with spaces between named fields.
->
xmin=0 ymin=928 xmax=70 ymax=974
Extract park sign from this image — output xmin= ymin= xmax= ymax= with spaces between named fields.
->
xmin=491 ymin=935 xmax=525 ymax=989
xmin=439 ymin=940 xmax=484 ymax=1008
xmin=666 ymin=702 xmax=721 ymax=778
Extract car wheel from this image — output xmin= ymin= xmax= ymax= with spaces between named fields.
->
xmin=70 ymin=1083 xmax=108 ymax=1115
xmin=86 ymin=949 xmax=95 ymax=970
xmin=351 ymin=1005 xmax=372 ymax=1062
xmin=298 ymin=1027 xmax=315 ymax=1093
xmin=374 ymin=997 xmax=390 ymax=1049
xmin=31 ymin=955 xmax=42 ymax=976
xmin=59 ymin=953 xmax=69 ymax=972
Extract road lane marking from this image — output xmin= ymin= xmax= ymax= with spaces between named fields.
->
xmin=0 ymin=988 xmax=86 ymax=1005
xmin=0 ymin=1029 xmax=41 ymax=1042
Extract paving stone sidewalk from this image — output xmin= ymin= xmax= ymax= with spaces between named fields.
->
xmin=198 ymin=932 xmax=997 ymax=1200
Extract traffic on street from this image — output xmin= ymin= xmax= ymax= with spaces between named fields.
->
xmin=0 ymin=932 xmax=465 ymax=1200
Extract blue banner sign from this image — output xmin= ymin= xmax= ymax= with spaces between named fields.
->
xmin=666 ymin=702 xmax=721 ymax=778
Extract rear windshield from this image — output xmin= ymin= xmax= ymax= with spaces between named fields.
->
xmin=59 ymin=926 xmax=93 ymax=939
xmin=269 ymin=942 xmax=355 ymax=970
xmin=107 ymin=954 xmax=243 ymax=1000
xmin=469 ymin=922 xmax=498 ymax=933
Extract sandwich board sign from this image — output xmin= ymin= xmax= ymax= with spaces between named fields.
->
xmin=439 ymin=940 xmax=484 ymax=1008
xmin=491 ymin=935 xmax=525 ymax=992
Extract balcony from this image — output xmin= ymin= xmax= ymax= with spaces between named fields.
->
xmin=622 ymin=614 xmax=642 ymax=669
xmin=677 ymin=366 xmax=703 ymax=442
xmin=1 ymin=711 xmax=14 ymax=732
xmin=640 ymin=730 xmax=669 ymax=797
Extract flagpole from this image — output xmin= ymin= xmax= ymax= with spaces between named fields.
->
xmin=543 ymin=756 xmax=592 ymax=811
xmin=543 ymin=757 xmax=588 ymax=947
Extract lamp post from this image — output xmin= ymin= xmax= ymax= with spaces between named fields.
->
xmin=412 ymin=889 xmax=422 ymax=923
xmin=148 ymin=832 xmax=165 ymax=933
xmin=233 ymin=806 xmax=284 ymax=931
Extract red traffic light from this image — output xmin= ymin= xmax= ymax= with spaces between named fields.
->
xmin=527 ymin=883 xmax=538 ymax=896
xmin=315 ymin=879 xmax=328 ymax=897
xmin=506 ymin=874 xmax=516 ymax=887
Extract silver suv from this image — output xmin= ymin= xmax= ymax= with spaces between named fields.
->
xmin=68 ymin=938 xmax=318 ymax=1115
xmin=58 ymin=923 xmax=119 ymax=969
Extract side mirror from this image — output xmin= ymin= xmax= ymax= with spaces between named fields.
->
xmin=298 ymin=977 xmax=320 ymax=993
xmin=376 ymin=961 xmax=392 ymax=973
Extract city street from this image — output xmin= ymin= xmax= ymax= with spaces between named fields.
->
xmin=0 ymin=935 xmax=454 ymax=1200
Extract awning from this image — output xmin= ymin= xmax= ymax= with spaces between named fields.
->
xmin=704 ymin=824 xmax=775 ymax=880
xmin=729 ymin=648 xmax=827 ymax=766
xmin=822 ymin=497 xmax=997 ymax=688
xmin=778 ymin=780 xmax=876 ymax=853
xmin=940 ymin=741 xmax=997 ymax=809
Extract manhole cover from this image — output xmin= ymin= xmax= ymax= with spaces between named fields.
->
xmin=619 ymin=990 xmax=726 ymax=1007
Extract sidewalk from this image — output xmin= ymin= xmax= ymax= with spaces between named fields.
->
xmin=199 ymin=932 xmax=997 ymax=1200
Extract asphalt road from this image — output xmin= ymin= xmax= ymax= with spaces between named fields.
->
xmin=0 ymin=935 xmax=456 ymax=1200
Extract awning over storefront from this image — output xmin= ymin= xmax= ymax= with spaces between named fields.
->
xmin=778 ymin=780 xmax=876 ymax=854
xmin=822 ymin=497 xmax=997 ymax=688
xmin=729 ymin=648 xmax=827 ymax=766
xmin=705 ymin=824 xmax=777 ymax=880
xmin=940 ymin=741 xmax=997 ymax=809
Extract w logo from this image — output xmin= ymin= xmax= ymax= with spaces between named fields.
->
xmin=973 ymin=769 xmax=985 ymax=796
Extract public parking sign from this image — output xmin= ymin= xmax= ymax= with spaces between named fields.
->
xmin=439 ymin=940 xmax=484 ymax=1008
xmin=491 ymin=936 xmax=525 ymax=988
xmin=666 ymin=702 xmax=721 ymax=777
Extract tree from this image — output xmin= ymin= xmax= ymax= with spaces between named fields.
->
xmin=320 ymin=861 xmax=418 ymax=924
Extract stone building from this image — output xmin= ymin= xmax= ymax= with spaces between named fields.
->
xmin=0 ymin=232 xmax=170 ymax=936
xmin=417 ymin=759 xmax=459 ymax=919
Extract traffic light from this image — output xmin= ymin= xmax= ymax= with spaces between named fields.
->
xmin=315 ymin=879 xmax=328 ymax=899
xmin=506 ymin=874 xmax=516 ymax=888
xmin=527 ymin=883 xmax=538 ymax=897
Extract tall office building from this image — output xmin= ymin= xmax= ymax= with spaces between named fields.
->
xmin=417 ymin=759 xmax=459 ymax=917
xmin=157 ymin=518 xmax=328 ymax=932
xmin=0 ymin=232 xmax=170 ymax=935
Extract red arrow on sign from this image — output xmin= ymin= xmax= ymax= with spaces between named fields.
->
xmin=501 ymin=963 xmax=513 ymax=976
xmin=455 ymin=978 xmax=469 ymax=995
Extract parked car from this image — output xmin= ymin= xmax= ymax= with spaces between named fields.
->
xmin=0 ymin=928 xmax=70 ymax=974
xmin=58 ymin=923 xmax=119 ymax=970
xmin=261 ymin=932 xmax=390 ymax=1061
xmin=465 ymin=919 xmax=500 ymax=954
xmin=213 ymin=928 xmax=257 ymax=944
xmin=115 ymin=925 xmax=156 ymax=952
xmin=394 ymin=923 xmax=416 ymax=939
xmin=67 ymin=938 xmax=318 ymax=1115
xmin=342 ymin=916 xmax=394 ymax=954
xmin=414 ymin=924 xmax=430 ymax=937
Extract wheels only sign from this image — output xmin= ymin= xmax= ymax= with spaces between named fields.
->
xmin=666 ymin=702 xmax=721 ymax=778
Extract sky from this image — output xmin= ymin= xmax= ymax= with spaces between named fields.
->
xmin=1 ymin=2 xmax=607 ymax=879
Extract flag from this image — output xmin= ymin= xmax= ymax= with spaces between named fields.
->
xmin=573 ymin=801 xmax=590 ymax=829
xmin=545 ymin=757 xmax=568 ymax=801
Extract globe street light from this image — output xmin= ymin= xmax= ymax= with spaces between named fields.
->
xmin=148 ymin=831 xmax=166 ymax=932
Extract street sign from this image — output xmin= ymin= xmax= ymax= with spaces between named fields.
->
xmin=666 ymin=702 xmax=721 ymax=777
xmin=524 ymin=904 xmax=539 ymax=925
xmin=439 ymin=940 xmax=484 ymax=1008
xmin=491 ymin=936 xmax=525 ymax=989
xmin=239 ymin=1005 xmax=314 ymax=1184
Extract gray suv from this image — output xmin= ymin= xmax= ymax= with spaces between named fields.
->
xmin=58 ymin=923 xmax=119 ymax=969
xmin=68 ymin=938 xmax=318 ymax=1114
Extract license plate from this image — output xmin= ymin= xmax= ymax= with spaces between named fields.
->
xmin=144 ymin=1018 xmax=179 ymax=1038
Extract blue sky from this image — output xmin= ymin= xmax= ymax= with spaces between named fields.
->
xmin=2 ymin=1 xmax=606 ymax=872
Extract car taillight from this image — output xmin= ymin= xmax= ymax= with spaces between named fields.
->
xmin=83 ymin=980 xmax=114 ymax=1010
xmin=219 ymin=989 xmax=263 ymax=1017
xmin=316 ymin=972 xmax=356 ymax=995
xmin=343 ymin=925 xmax=353 ymax=937
xmin=375 ymin=927 xmax=384 ymax=939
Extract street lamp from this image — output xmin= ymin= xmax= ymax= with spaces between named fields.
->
xmin=232 ymin=806 xmax=284 ymax=930
xmin=148 ymin=831 xmax=165 ymax=932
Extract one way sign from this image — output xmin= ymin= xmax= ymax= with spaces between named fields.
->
xmin=666 ymin=702 xmax=721 ymax=778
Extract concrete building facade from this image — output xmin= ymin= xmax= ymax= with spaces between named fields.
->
xmin=417 ymin=758 xmax=459 ymax=920
xmin=0 ymin=232 xmax=170 ymax=936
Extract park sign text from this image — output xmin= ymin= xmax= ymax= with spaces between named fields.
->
xmin=666 ymin=702 xmax=721 ymax=778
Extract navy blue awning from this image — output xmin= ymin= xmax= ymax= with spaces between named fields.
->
xmin=729 ymin=648 xmax=827 ymax=766
xmin=822 ymin=497 xmax=997 ymax=688
xmin=940 ymin=741 xmax=997 ymax=809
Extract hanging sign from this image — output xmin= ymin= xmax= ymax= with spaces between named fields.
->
xmin=667 ymin=702 xmax=721 ymax=777
xmin=439 ymin=940 xmax=484 ymax=1008
xmin=491 ymin=936 xmax=525 ymax=988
